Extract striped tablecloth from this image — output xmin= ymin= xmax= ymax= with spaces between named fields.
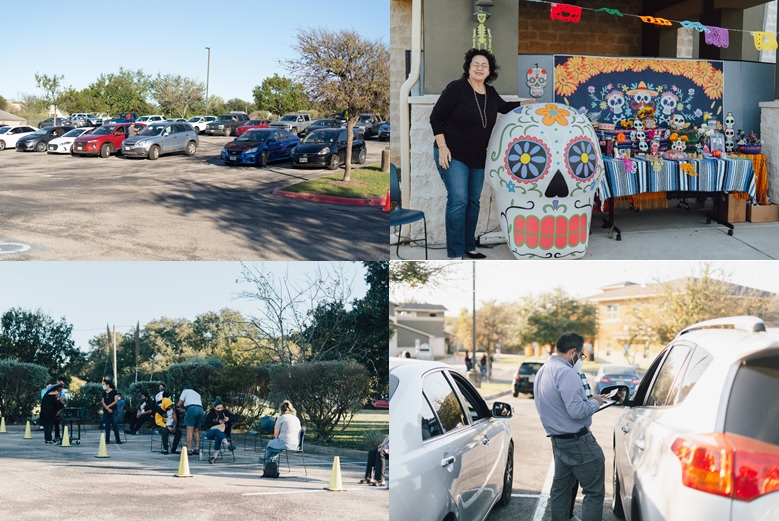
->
xmin=599 ymin=156 xmax=756 ymax=201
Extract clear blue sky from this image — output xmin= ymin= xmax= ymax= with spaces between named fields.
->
xmin=0 ymin=0 xmax=389 ymax=103
xmin=0 ymin=261 xmax=368 ymax=351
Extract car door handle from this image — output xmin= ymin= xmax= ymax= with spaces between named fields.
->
xmin=635 ymin=439 xmax=646 ymax=450
xmin=621 ymin=425 xmax=630 ymax=433
xmin=482 ymin=434 xmax=490 ymax=446
xmin=441 ymin=456 xmax=455 ymax=467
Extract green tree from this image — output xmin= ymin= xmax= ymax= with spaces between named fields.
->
xmin=456 ymin=300 xmax=517 ymax=381
xmin=59 ymin=87 xmax=104 ymax=115
xmin=252 ymin=74 xmax=308 ymax=116
xmin=0 ymin=359 xmax=50 ymax=423
xmin=89 ymin=68 xmax=155 ymax=114
xmin=351 ymin=261 xmax=389 ymax=393
xmin=286 ymin=28 xmax=389 ymax=181
xmin=34 ymin=73 xmax=67 ymax=123
xmin=389 ymin=261 xmax=455 ymax=288
xmin=225 ymin=97 xmax=254 ymax=113
xmin=0 ymin=308 xmax=85 ymax=378
xmin=16 ymin=94 xmax=48 ymax=126
xmin=521 ymin=288 xmax=597 ymax=354
xmin=151 ymin=74 xmax=204 ymax=117
xmin=0 ymin=94 xmax=7 ymax=111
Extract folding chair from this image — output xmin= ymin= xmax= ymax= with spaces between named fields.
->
xmin=115 ymin=410 xmax=128 ymax=442
xmin=201 ymin=434 xmax=235 ymax=463
xmin=244 ymin=416 xmax=275 ymax=452
xmin=150 ymin=429 xmax=163 ymax=452
xmin=390 ymin=164 xmax=427 ymax=259
xmin=280 ymin=427 xmax=307 ymax=476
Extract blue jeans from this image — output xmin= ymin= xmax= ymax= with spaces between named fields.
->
xmin=205 ymin=428 xmax=228 ymax=449
xmin=434 ymin=146 xmax=484 ymax=257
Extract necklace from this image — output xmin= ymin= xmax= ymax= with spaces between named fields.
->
xmin=470 ymin=81 xmax=488 ymax=128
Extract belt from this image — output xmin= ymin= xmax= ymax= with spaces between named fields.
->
xmin=185 ymin=404 xmax=203 ymax=410
xmin=550 ymin=427 xmax=589 ymax=439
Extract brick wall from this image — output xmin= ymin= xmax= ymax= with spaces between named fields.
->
xmin=518 ymin=0 xmax=643 ymax=57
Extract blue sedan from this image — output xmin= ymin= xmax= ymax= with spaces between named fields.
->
xmin=221 ymin=128 xmax=298 ymax=167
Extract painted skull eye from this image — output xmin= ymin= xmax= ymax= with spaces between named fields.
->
xmin=504 ymin=137 xmax=550 ymax=184
xmin=565 ymin=138 xmax=598 ymax=182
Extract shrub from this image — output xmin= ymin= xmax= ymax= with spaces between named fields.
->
xmin=269 ymin=360 xmax=371 ymax=442
xmin=213 ymin=365 xmax=270 ymax=429
xmin=126 ymin=381 xmax=165 ymax=413
xmin=165 ymin=357 xmax=223 ymax=406
xmin=67 ymin=383 xmax=106 ymax=424
xmin=361 ymin=429 xmax=389 ymax=451
xmin=0 ymin=359 xmax=49 ymax=423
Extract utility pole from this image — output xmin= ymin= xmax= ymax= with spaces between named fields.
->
xmin=205 ymin=47 xmax=211 ymax=114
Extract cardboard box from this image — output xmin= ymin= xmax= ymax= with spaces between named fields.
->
xmin=715 ymin=193 xmax=747 ymax=223
xmin=747 ymin=204 xmax=779 ymax=222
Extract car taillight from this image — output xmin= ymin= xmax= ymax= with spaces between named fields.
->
xmin=600 ymin=377 xmax=611 ymax=383
xmin=672 ymin=432 xmax=779 ymax=501
xmin=514 ymin=375 xmax=520 ymax=382
xmin=630 ymin=378 xmax=640 ymax=384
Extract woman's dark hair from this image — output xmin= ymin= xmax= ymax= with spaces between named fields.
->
xmin=461 ymin=48 xmax=499 ymax=83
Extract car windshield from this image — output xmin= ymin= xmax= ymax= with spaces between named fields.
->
xmin=238 ymin=131 xmax=269 ymax=142
xmin=91 ymin=126 xmax=114 ymax=136
xmin=244 ymin=120 xmax=262 ymax=126
xmin=303 ymin=130 xmax=340 ymax=144
xmin=62 ymin=128 xmax=87 ymax=138
xmin=187 ymin=117 xmax=201 ymax=122
xmin=518 ymin=363 xmax=544 ymax=375
xmin=358 ymin=115 xmax=373 ymax=122
xmin=279 ymin=115 xmax=297 ymax=121
xmin=216 ymin=115 xmax=233 ymax=122
xmin=312 ymin=119 xmax=332 ymax=126
xmin=32 ymin=129 xmax=48 ymax=135
xmin=140 ymin=125 xmax=165 ymax=136
xmin=0 ymin=127 xmax=10 ymax=134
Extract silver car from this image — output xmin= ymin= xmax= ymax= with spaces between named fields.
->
xmin=122 ymin=122 xmax=198 ymax=160
xmin=611 ymin=316 xmax=779 ymax=521
xmin=390 ymin=358 xmax=514 ymax=521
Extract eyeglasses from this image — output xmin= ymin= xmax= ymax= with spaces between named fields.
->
xmin=471 ymin=63 xmax=490 ymax=70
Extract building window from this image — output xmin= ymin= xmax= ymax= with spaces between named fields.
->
xmin=606 ymin=304 xmax=619 ymax=320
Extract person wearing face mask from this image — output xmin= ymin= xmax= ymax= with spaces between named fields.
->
xmin=533 ymin=332 xmax=607 ymax=521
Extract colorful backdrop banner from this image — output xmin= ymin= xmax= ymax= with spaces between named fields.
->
xmin=553 ymin=56 xmax=724 ymax=128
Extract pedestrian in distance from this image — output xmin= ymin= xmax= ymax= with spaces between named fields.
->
xmin=480 ymin=354 xmax=487 ymax=379
xmin=203 ymin=397 xmax=236 ymax=463
xmin=464 ymin=352 xmax=472 ymax=371
xmin=155 ymin=394 xmax=182 ymax=455
xmin=176 ymin=385 xmax=205 ymax=456
xmin=359 ymin=435 xmax=388 ymax=487
xmin=533 ymin=332 xmax=608 ymax=521
xmin=101 ymin=381 xmax=123 ymax=444
xmin=429 ymin=48 xmax=524 ymax=259
xmin=40 ymin=384 xmax=64 ymax=445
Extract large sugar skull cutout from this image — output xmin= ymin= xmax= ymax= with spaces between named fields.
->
xmin=486 ymin=103 xmax=604 ymax=259
xmin=606 ymin=91 xmax=625 ymax=115
xmin=671 ymin=114 xmax=685 ymax=130
xmin=526 ymin=64 xmax=548 ymax=98
xmin=659 ymin=92 xmax=678 ymax=115
xmin=627 ymin=81 xmax=657 ymax=111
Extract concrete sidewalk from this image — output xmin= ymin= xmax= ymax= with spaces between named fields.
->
xmin=393 ymin=200 xmax=779 ymax=260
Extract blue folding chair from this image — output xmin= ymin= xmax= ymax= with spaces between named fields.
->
xmin=390 ymin=164 xmax=427 ymax=259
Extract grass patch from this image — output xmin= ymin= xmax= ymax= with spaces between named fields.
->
xmin=282 ymin=164 xmax=388 ymax=199
xmin=315 ymin=409 xmax=389 ymax=450
xmin=474 ymin=381 xmax=511 ymax=398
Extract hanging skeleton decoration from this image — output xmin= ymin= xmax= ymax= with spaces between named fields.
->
xmin=472 ymin=9 xmax=492 ymax=52
xmin=724 ymin=112 xmax=736 ymax=153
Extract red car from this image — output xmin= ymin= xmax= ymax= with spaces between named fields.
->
xmin=71 ymin=123 xmax=145 ymax=157
xmin=235 ymin=119 xmax=272 ymax=136
xmin=369 ymin=397 xmax=389 ymax=410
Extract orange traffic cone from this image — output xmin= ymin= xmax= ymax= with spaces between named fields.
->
xmin=383 ymin=190 xmax=391 ymax=212
xmin=174 ymin=447 xmax=193 ymax=478
xmin=325 ymin=456 xmax=346 ymax=491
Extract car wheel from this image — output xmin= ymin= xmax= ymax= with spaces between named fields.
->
xmin=257 ymin=150 xmax=269 ymax=168
xmin=148 ymin=145 xmax=160 ymax=160
xmin=497 ymin=443 xmax=513 ymax=507
xmin=99 ymin=143 xmax=111 ymax=158
xmin=0 ymin=140 xmax=5 ymax=151
xmin=35 ymin=141 xmax=47 ymax=152
xmin=512 ymin=391 xmax=518 ymax=398
xmin=356 ymin=147 xmax=367 ymax=164
xmin=223 ymin=127 xmax=231 ymax=137
xmin=185 ymin=141 xmax=197 ymax=156
xmin=612 ymin=452 xmax=625 ymax=518
xmin=327 ymin=154 xmax=340 ymax=170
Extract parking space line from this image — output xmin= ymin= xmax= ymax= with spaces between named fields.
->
xmin=532 ymin=459 xmax=555 ymax=521
xmin=242 ymin=487 xmax=369 ymax=497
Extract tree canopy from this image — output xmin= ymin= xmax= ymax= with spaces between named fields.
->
xmin=252 ymin=74 xmax=308 ymax=116
xmin=151 ymin=74 xmax=204 ymax=117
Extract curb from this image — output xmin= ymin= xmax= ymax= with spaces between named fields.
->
xmin=302 ymin=443 xmax=368 ymax=460
xmin=482 ymin=389 xmax=513 ymax=402
xmin=272 ymin=187 xmax=385 ymax=207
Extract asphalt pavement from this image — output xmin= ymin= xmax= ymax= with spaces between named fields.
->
xmin=0 ymin=425 xmax=387 ymax=521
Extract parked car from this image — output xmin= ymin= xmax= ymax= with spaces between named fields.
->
xmin=136 ymin=115 xmax=166 ymax=126
xmin=165 ymin=118 xmax=188 ymax=123
xmin=235 ymin=119 xmax=271 ymax=136
xmin=47 ymin=127 xmax=95 ymax=154
xmin=594 ymin=364 xmax=640 ymax=396
xmin=378 ymin=121 xmax=390 ymax=141
xmin=269 ymin=112 xmax=312 ymax=135
xmin=187 ymin=115 xmax=216 ymax=134
xmin=221 ymin=128 xmax=298 ymax=167
xmin=0 ymin=125 xmax=39 ymax=151
xmin=72 ymin=123 xmax=144 ymax=157
xmin=297 ymin=118 xmax=344 ymax=139
xmin=105 ymin=112 xmax=139 ymax=124
xmin=205 ymin=112 xmax=250 ymax=136
xmin=368 ymin=397 xmax=389 ymax=410
xmin=16 ymin=126 xmax=74 ymax=152
xmin=354 ymin=113 xmax=386 ymax=139
xmin=611 ymin=315 xmax=779 ymax=521
xmin=122 ymin=122 xmax=198 ymax=160
xmin=390 ymin=357 xmax=514 ymax=521
xmin=290 ymin=128 xmax=366 ymax=170
xmin=512 ymin=360 xmax=544 ymax=397
xmin=37 ymin=117 xmax=70 ymax=128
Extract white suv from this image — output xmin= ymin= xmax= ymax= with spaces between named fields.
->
xmin=611 ymin=316 xmax=779 ymax=521
xmin=136 ymin=115 xmax=167 ymax=126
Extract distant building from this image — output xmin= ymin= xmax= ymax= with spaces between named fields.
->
xmin=0 ymin=108 xmax=26 ymax=126
xmin=390 ymin=302 xmax=448 ymax=358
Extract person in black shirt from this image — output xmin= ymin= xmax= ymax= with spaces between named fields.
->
xmin=430 ymin=48 xmax=522 ymax=259
xmin=101 ymin=381 xmax=123 ymax=444
xmin=40 ymin=384 xmax=64 ymax=444
xmin=125 ymin=392 xmax=154 ymax=435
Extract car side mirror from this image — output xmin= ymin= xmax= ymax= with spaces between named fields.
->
xmin=492 ymin=401 xmax=513 ymax=418
xmin=599 ymin=385 xmax=630 ymax=406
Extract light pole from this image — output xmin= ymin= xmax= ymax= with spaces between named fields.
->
xmin=205 ymin=47 xmax=211 ymax=114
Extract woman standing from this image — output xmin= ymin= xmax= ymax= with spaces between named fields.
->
xmin=40 ymin=384 xmax=64 ymax=445
xmin=430 ymin=49 xmax=522 ymax=259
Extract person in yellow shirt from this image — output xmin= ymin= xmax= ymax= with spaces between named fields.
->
xmin=155 ymin=394 xmax=182 ymax=455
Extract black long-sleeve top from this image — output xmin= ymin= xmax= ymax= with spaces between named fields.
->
xmin=40 ymin=393 xmax=64 ymax=422
xmin=430 ymin=78 xmax=523 ymax=168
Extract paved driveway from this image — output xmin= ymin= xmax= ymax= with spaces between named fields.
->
xmin=0 ymin=137 xmax=388 ymax=260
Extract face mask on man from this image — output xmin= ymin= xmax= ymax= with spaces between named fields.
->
xmin=571 ymin=350 xmax=584 ymax=373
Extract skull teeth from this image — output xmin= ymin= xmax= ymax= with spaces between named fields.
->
xmin=513 ymin=214 xmax=589 ymax=250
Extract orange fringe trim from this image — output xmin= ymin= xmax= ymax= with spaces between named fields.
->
xmin=732 ymin=153 xmax=768 ymax=205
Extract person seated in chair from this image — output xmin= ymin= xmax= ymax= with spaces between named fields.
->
xmin=155 ymin=393 xmax=182 ymax=455
xmin=125 ymin=392 xmax=154 ymax=435
xmin=203 ymin=396 xmax=236 ymax=463
xmin=360 ymin=435 xmax=388 ymax=487
xmin=263 ymin=400 xmax=301 ymax=464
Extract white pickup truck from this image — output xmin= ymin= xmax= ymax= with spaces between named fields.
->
xmin=269 ymin=113 xmax=312 ymax=135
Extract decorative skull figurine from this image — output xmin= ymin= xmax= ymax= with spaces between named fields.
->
xmin=671 ymin=114 xmax=685 ymax=130
xmin=672 ymin=138 xmax=686 ymax=152
xmin=526 ymin=64 xmax=548 ymax=98
xmin=606 ymin=91 xmax=625 ymax=115
xmin=638 ymin=140 xmax=649 ymax=153
xmin=633 ymin=119 xmax=644 ymax=132
xmin=485 ymin=103 xmax=604 ymax=259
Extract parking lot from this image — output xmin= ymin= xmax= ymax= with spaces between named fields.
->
xmin=0 ymin=136 xmax=388 ymax=260
xmin=0 ymin=425 xmax=387 ymax=521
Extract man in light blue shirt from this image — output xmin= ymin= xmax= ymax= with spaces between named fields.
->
xmin=534 ymin=332 xmax=606 ymax=521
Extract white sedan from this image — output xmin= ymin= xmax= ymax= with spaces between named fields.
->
xmin=47 ymin=127 xmax=95 ymax=154
xmin=390 ymin=357 xmax=515 ymax=521
xmin=0 ymin=125 xmax=39 ymax=151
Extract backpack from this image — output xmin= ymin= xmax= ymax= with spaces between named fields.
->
xmin=262 ymin=458 xmax=280 ymax=478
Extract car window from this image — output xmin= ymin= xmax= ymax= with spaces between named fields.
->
xmin=644 ymin=344 xmax=692 ymax=407
xmin=422 ymin=370 xmax=467 ymax=434
xmin=421 ymin=395 xmax=444 ymax=441
xmin=519 ymin=362 xmax=543 ymax=375
xmin=668 ymin=346 xmax=713 ymax=406
xmin=724 ymin=354 xmax=779 ymax=445
xmin=450 ymin=371 xmax=490 ymax=423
